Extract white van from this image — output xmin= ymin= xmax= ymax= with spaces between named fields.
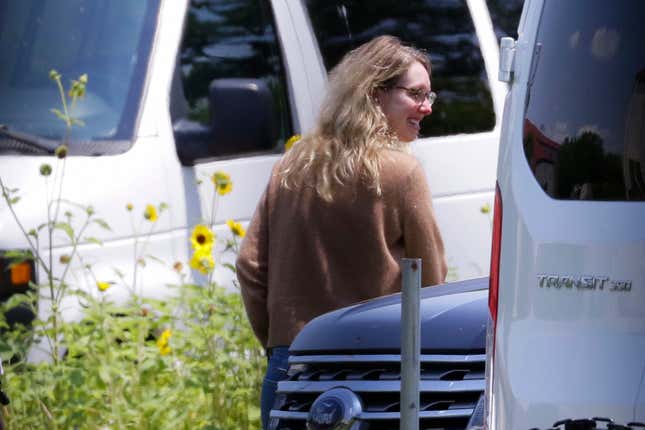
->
xmin=0 ymin=0 xmax=518 ymax=361
xmin=486 ymin=0 xmax=645 ymax=428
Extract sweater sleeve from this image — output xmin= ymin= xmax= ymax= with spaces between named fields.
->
xmin=236 ymin=188 xmax=270 ymax=348
xmin=401 ymin=163 xmax=448 ymax=286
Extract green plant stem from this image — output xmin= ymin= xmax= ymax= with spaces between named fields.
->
xmin=132 ymin=238 xmax=140 ymax=295
xmin=209 ymin=190 xmax=219 ymax=229
xmin=43 ymin=176 xmax=62 ymax=364
xmin=100 ymin=300 xmax=121 ymax=428
xmin=125 ymin=210 xmax=138 ymax=294
xmin=135 ymin=316 xmax=146 ymax=394
xmin=52 ymin=157 xmax=67 ymax=224
xmin=53 ymin=75 xmax=71 ymax=128
xmin=55 ymin=214 xmax=92 ymax=303
xmin=132 ymin=223 xmax=158 ymax=296
xmin=38 ymin=400 xmax=55 ymax=429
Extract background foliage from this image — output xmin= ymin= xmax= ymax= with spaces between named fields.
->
xmin=0 ymin=71 xmax=264 ymax=429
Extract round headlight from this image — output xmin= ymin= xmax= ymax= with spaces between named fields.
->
xmin=307 ymin=387 xmax=362 ymax=430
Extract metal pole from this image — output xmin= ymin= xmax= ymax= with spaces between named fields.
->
xmin=400 ymin=258 xmax=421 ymax=430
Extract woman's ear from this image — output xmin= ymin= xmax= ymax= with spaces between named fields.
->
xmin=372 ymin=87 xmax=384 ymax=105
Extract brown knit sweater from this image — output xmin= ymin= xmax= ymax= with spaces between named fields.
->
xmin=236 ymin=150 xmax=447 ymax=348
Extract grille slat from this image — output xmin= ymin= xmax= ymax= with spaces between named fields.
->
xmin=277 ymin=379 xmax=484 ymax=393
xmin=271 ymin=352 xmax=485 ymax=430
xmin=270 ymin=408 xmax=476 ymax=420
xmin=289 ymin=354 xmax=485 ymax=364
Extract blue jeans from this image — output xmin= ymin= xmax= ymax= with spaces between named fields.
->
xmin=261 ymin=346 xmax=289 ymax=430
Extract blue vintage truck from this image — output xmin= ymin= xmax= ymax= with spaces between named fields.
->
xmin=268 ymin=278 xmax=488 ymax=430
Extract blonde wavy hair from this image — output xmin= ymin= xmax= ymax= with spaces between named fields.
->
xmin=279 ymin=35 xmax=431 ymax=202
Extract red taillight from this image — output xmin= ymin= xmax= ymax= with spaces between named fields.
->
xmin=488 ymin=183 xmax=503 ymax=326
xmin=484 ymin=183 xmax=503 ymax=430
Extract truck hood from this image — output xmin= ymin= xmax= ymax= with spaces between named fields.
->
xmin=290 ymin=277 xmax=489 ymax=354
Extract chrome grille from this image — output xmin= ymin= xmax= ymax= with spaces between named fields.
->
xmin=269 ymin=352 xmax=485 ymax=430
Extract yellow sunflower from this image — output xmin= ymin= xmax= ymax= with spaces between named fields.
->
xmin=190 ymin=224 xmax=215 ymax=252
xmin=156 ymin=328 xmax=172 ymax=356
xmin=226 ymin=219 xmax=246 ymax=238
xmin=144 ymin=204 xmax=158 ymax=222
xmin=96 ymin=281 xmax=111 ymax=292
xmin=189 ymin=249 xmax=215 ymax=275
xmin=211 ymin=171 xmax=233 ymax=196
xmin=284 ymin=134 xmax=301 ymax=151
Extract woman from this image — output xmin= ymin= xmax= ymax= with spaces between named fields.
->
xmin=236 ymin=35 xmax=447 ymax=429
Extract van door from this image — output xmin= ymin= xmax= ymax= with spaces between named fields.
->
xmin=169 ymin=0 xmax=321 ymax=283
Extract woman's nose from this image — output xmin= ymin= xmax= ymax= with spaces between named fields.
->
xmin=419 ymin=101 xmax=432 ymax=115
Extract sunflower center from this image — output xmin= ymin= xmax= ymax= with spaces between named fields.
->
xmin=197 ymin=234 xmax=206 ymax=244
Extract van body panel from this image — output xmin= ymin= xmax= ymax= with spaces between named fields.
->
xmin=489 ymin=1 xmax=645 ymax=427
xmin=0 ymin=135 xmax=178 ymax=246
xmin=412 ymin=131 xmax=500 ymax=281
xmin=275 ymin=0 xmax=327 ymax=128
xmin=270 ymin=0 xmax=320 ymax=132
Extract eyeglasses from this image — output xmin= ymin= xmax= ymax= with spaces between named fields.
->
xmin=394 ymin=86 xmax=437 ymax=106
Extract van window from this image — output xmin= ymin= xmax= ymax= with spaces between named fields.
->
xmin=0 ymin=0 xmax=159 ymax=152
xmin=486 ymin=0 xmax=524 ymax=40
xmin=303 ymin=0 xmax=495 ymax=138
xmin=171 ymin=0 xmax=292 ymax=152
xmin=524 ymin=0 xmax=645 ymax=201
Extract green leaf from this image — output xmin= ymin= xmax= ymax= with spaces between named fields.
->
xmin=98 ymin=366 xmax=111 ymax=384
xmin=68 ymin=288 xmax=91 ymax=301
xmin=9 ymin=196 xmax=20 ymax=204
xmin=3 ymin=249 xmax=34 ymax=263
xmin=69 ymin=369 xmax=84 ymax=386
xmin=49 ymin=108 xmax=67 ymax=121
xmin=145 ymin=254 xmax=166 ymax=265
xmin=92 ymin=218 xmax=111 ymax=231
xmin=54 ymin=222 xmax=74 ymax=241
xmin=0 ymin=340 xmax=12 ymax=354
xmin=138 ymin=358 xmax=157 ymax=373
xmin=84 ymin=237 xmax=103 ymax=246
xmin=248 ymin=405 xmax=261 ymax=421
xmin=2 ymin=293 xmax=33 ymax=310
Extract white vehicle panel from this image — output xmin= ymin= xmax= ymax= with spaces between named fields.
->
xmin=432 ymin=190 xmax=495 ymax=281
xmin=489 ymin=0 xmax=645 ymax=427
xmin=0 ymin=135 xmax=177 ymax=246
xmin=413 ymin=132 xmax=499 ymax=198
